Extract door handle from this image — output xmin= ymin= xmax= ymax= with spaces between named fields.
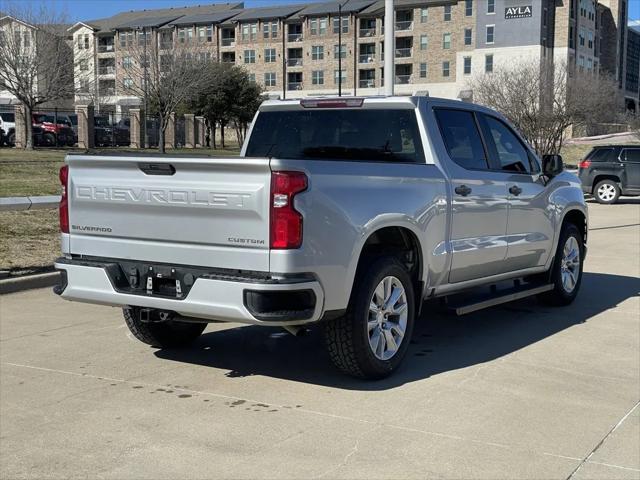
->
xmin=509 ymin=185 xmax=523 ymax=196
xmin=454 ymin=185 xmax=472 ymax=196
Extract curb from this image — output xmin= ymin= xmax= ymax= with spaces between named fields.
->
xmin=0 ymin=272 xmax=60 ymax=295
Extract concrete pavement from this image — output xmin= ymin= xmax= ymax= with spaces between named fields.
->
xmin=1 ymin=200 xmax=638 ymax=479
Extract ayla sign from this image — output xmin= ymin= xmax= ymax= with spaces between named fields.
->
xmin=505 ymin=5 xmax=533 ymax=19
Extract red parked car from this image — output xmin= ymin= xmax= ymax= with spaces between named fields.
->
xmin=32 ymin=113 xmax=75 ymax=147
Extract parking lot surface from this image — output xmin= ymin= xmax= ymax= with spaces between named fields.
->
xmin=1 ymin=201 xmax=639 ymax=480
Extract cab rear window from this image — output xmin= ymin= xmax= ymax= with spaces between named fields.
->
xmin=245 ymin=109 xmax=425 ymax=163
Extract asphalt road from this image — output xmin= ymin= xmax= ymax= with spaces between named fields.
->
xmin=1 ymin=201 xmax=639 ymax=480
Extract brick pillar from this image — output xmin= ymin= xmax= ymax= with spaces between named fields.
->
xmin=129 ymin=108 xmax=144 ymax=149
xmin=195 ymin=116 xmax=205 ymax=147
xmin=75 ymin=104 xmax=95 ymax=149
xmin=184 ymin=114 xmax=195 ymax=149
xmin=164 ymin=112 xmax=176 ymax=150
xmin=14 ymin=104 xmax=27 ymax=148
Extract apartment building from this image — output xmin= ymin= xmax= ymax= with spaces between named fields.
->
xmin=625 ymin=20 xmax=640 ymax=111
xmin=66 ymin=0 xmax=633 ymax=115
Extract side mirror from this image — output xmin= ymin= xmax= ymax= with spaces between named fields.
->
xmin=542 ymin=154 xmax=563 ymax=177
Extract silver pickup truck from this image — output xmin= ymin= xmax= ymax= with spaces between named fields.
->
xmin=55 ymin=96 xmax=587 ymax=379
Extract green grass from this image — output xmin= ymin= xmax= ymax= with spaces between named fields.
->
xmin=0 ymin=146 xmax=240 ymax=197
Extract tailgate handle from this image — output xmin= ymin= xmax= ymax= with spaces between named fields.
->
xmin=138 ymin=163 xmax=176 ymax=175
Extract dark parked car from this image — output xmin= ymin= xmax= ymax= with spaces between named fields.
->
xmin=578 ymin=145 xmax=640 ymax=204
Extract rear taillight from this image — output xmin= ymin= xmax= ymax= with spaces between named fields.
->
xmin=59 ymin=165 xmax=69 ymax=233
xmin=578 ymin=160 xmax=591 ymax=169
xmin=270 ymin=171 xmax=307 ymax=249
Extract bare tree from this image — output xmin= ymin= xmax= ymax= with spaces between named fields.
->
xmin=118 ymin=29 xmax=209 ymax=153
xmin=468 ymin=60 xmax=621 ymax=155
xmin=0 ymin=3 xmax=74 ymax=149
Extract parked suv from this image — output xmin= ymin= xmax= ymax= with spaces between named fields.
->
xmin=54 ymin=97 xmax=587 ymax=379
xmin=578 ymin=145 xmax=640 ymax=204
xmin=32 ymin=113 xmax=75 ymax=147
xmin=0 ymin=111 xmax=16 ymax=146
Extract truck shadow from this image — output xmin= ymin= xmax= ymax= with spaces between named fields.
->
xmin=154 ymin=272 xmax=639 ymax=390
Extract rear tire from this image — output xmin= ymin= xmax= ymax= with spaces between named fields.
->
xmin=594 ymin=179 xmax=620 ymax=204
xmin=538 ymin=223 xmax=584 ymax=306
xmin=324 ymin=256 xmax=415 ymax=379
xmin=123 ymin=307 xmax=206 ymax=348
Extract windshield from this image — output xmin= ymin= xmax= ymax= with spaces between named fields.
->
xmin=33 ymin=114 xmax=56 ymax=124
xmin=245 ymin=109 xmax=424 ymax=163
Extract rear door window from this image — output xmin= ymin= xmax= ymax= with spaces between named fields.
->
xmin=587 ymin=148 xmax=614 ymax=162
xmin=623 ymin=148 xmax=640 ymax=163
xmin=245 ymin=109 xmax=425 ymax=163
xmin=434 ymin=108 xmax=488 ymax=170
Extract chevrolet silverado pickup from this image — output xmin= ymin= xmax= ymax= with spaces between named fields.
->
xmin=54 ymin=96 xmax=587 ymax=379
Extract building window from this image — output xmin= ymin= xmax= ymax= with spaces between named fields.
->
xmin=84 ymin=34 xmax=90 ymax=49
xmin=248 ymin=73 xmax=255 ymax=82
xmin=444 ymin=5 xmax=452 ymax=21
xmin=333 ymin=16 xmax=348 ymax=34
xmin=334 ymin=69 xmax=347 ymax=84
xmin=463 ymin=56 xmax=471 ymax=75
xmin=311 ymin=45 xmax=324 ymax=60
xmin=119 ymin=33 xmax=126 ymax=48
xmin=569 ymin=25 xmax=575 ymax=49
xmin=464 ymin=28 xmax=472 ymax=46
xmin=579 ymin=28 xmax=585 ymax=46
xmin=442 ymin=33 xmax=451 ymax=49
xmin=241 ymin=24 xmax=250 ymax=41
xmin=442 ymin=61 xmax=450 ymax=77
xmin=251 ymin=23 xmax=257 ymax=40
xmin=588 ymin=31 xmax=593 ymax=49
xmin=244 ymin=50 xmax=255 ymax=64
xmin=79 ymin=59 xmax=88 ymax=71
xmin=312 ymin=70 xmax=324 ymax=85
xmin=123 ymin=78 xmax=133 ymax=89
xmin=420 ymin=35 xmax=428 ymax=50
xmin=419 ymin=62 xmax=427 ymax=78
xmin=199 ymin=51 xmax=211 ymax=62
xmin=334 ymin=44 xmax=346 ymax=59
xmin=486 ymin=25 xmax=495 ymax=44
xmin=310 ymin=18 xmax=318 ymax=35
xmin=420 ymin=8 xmax=428 ymax=23
xmin=264 ymin=72 xmax=276 ymax=87
xmin=265 ymin=48 xmax=276 ymax=63
xmin=465 ymin=0 xmax=473 ymax=16
xmin=271 ymin=21 xmax=278 ymax=38
xmin=320 ymin=17 xmax=328 ymax=34
xmin=485 ymin=54 xmax=493 ymax=72
xmin=487 ymin=0 xmax=495 ymax=14
xmin=263 ymin=23 xmax=270 ymax=39
xmin=122 ymin=56 xmax=132 ymax=68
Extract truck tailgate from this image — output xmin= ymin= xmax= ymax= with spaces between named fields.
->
xmin=65 ymin=155 xmax=271 ymax=271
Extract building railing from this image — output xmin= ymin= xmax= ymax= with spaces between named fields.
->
xmin=395 ymin=48 xmax=412 ymax=58
xmin=287 ymin=82 xmax=302 ymax=91
xmin=359 ymin=28 xmax=376 ymax=37
xmin=358 ymin=54 xmax=375 ymax=63
xmin=97 ymin=44 xmax=114 ymax=53
xmin=98 ymin=66 xmax=115 ymax=75
xmin=221 ymin=38 xmax=235 ymax=47
xmin=287 ymin=33 xmax=303 ymax=42
xmin=359 ymin=79 xmax=375 ymax=88
xmin=287 ymin=58 xmax=303 ymax=67
xmin=395 ymin=74 xmax=411 ymax=84
xmin=395 ymin=20 xmax=413 ymax=30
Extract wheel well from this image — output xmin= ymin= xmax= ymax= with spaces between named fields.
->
xmin=356 ymin=226 xmax=422 ymax=293
xmin=562 ymin=210 xmax=587 ymax=245
xmin=592 ymin=175 xmax=620 ymax=193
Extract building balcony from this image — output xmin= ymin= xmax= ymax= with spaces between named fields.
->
xmin=287 ymin=82 xmax=303 ymax=91
xmin=101 ymin=88 xmax=116 ymax=96
xmin=159 ymin=41 xmax=173 ymax=50
xmin=359 ymin=79 xmax=375 ymax=88
xmin=359 ymin=54 xmax=375 ymax=63
xmin=359 ymin=28 xmax=376 ymax=38
xmin=97 ymin=44 xmax=115 ymax=54
xmin=395 ymin=20 xmax=413 ymax=31
xmin=287 ymin=58 xmax=303 ymax=67
xmin=221 ymin=38 xmax=235 ymax=47
xmin=395 ymin=48 xmax=412 ymax=58
xmin=287 ymin=33 xmax=303 ymax=42
xmin=98 ymin=66 xmax=116 ymax=75
xmin=395 ymin=74 xmax=411 ymax=84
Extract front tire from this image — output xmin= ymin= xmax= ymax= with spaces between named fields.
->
xmin=324 ymin=257 xmax=415 ymax=379
xmin=594 ymin=179 xmax=620 ymax=204
xmin=123 ymin=307 xmax=206 ymax=348
xmin=538 ymin=223 xmax=584 ymax=306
